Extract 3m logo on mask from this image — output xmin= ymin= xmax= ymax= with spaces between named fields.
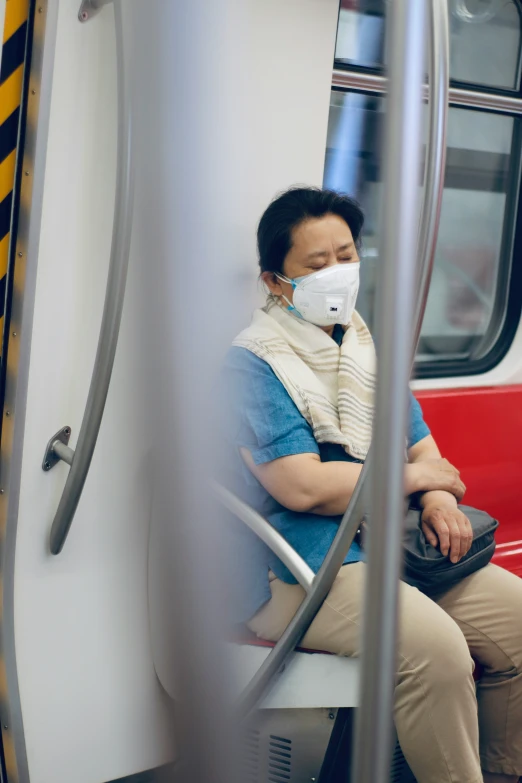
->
xmin=327 ymin=296 xmax=344 ymax=316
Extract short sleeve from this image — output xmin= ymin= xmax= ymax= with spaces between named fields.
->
xmin=221 ymin=347 xmax=320 ymax=465
xmin=408 ymin=392 xmax=431 ymax=448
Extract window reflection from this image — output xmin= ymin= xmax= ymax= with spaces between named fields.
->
xmin=335 ymin=1 xmax=385 ymax=69
xmin=324 ymin=92 xmax=520 ymax=367
xmin=335 ymin=0 xmax=522 ymax=91
xmin=450 ymin=0 xmax=521 ymax=90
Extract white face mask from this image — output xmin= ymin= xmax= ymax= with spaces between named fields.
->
xmin=276 ymin=263 xmax=360 ymax=327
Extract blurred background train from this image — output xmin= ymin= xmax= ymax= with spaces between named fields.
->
xmin=0 ymin=0 xmax=521 ymax=781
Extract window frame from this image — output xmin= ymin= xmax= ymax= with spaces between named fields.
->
xmin=328 ymin=59 xmax=522 ymax=379
xmin=416 ymin=111 xmax=522 ymax=379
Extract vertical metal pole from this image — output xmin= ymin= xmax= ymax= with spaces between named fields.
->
xmin=130 ymin=1 xmax=248 ymax=780
xmin=413 ymin=0 xmax=450 ymax=356
xmin=351 ymin=2 xmax=426 ymax=782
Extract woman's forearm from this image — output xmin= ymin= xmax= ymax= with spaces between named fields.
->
xmin=311 ymin=461 xmax=429 ymax=515
xmin=242 ymin=449 xmax=428 ymax=517
xmin=242 ymin=436 xmax=464 ymax=516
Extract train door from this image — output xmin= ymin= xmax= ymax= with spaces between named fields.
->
xmin=0 ymin=2 xmax=177 ymax=782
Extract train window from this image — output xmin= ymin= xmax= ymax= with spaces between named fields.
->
xmin=335 ymin=0 xmax=522 ymax=92
xmin=324 ymin=90 xmax=522 ymax=376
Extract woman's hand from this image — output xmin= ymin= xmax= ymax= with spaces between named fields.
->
xmin=421 ymin=493 xmax=473 ymax=563
xmin=405 ymin=458 xmax=466 ymax=500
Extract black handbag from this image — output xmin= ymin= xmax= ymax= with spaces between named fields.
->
xmin=402 ymin=504 xmax=499 ymax=596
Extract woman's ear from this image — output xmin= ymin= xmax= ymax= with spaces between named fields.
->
xmin=260 ymin=271 xmax=283 ymax=296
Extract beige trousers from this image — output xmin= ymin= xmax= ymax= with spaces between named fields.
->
xmin=247 ymin=562 xmax=522 ymax=783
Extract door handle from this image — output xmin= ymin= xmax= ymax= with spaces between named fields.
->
xmin=43 ymin=0 xmax=134 ymax=555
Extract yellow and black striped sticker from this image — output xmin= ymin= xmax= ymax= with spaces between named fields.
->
xmin=0 ymin=0 xmax=30 ymax=354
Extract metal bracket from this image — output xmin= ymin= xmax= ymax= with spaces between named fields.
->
xmin=78 ymin=0 xmax=113 ymax=23
xmin=42 ymin=427 xmax=72 ymax=472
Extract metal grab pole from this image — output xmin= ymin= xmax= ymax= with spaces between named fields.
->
xmin=46 ymin=0 xmax=134 ymax=555
xmin=212 ymin=482 xmax=315 ymax=592
xmin=351 ymin=2 xmax=426 ymax=782
xmin=414 ymin=0 xmax=449 ymax=355
xmin=237 ymin=463 xmax=368 ymax=717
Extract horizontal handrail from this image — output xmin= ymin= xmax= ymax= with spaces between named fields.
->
xmin=211 ymin=482 xmax=314 ymax=593
xmin=332 ymin=69 xmax=522 ymax=115
xmin=46 ymin=0 xmax=134 ymax=555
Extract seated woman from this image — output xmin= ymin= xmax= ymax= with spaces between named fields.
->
xmin=221 ymin=187 xmax=522 ymax=783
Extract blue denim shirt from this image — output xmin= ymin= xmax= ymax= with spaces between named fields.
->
xmin=220 ymin=324 xmax=430 ymax=623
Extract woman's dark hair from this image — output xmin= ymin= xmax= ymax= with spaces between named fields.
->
xmin=257 ymin=186 xmax=364 ymax=275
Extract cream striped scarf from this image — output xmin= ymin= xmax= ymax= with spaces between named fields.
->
xmin=233 ymin=296 xmax=376 ymax=460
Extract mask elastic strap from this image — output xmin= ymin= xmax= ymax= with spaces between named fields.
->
xmin=280 ymin=293 xmax=303 ymax=320
xmin=275 ymin=272 xmax=297 ymax=289
xmin=274 ymin=273 xmax=302 ymax=317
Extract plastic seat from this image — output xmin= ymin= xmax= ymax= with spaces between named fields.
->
xmin=230 ymin=628 xmax=360 ymax=709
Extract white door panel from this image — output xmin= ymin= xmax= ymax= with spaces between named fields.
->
xmin=13 ymin=4 xmax=173 ymax=783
